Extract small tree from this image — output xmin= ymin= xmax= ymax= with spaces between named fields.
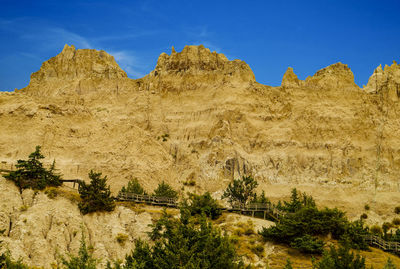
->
xmin=4 ymin=146 xmax=62 ymax=191
xmin=118 ymin=211 xmax=245 ymax=269
xmin=181 ymin=192 xmax=222 ymax=220
xmin=120 ymin=177 xmax=146 ymax=195
xmin=312 ymin=244 xmax=366 ymax=269
xmin=61 ymin=232 xmax=96 ymax=269
xmin=153 ymin=181 xmax=177 ymax=199
xmin=78 ymin=170 xmax=115 ymax=214
xmin=222 ymin=175 xmax=258 ymax=206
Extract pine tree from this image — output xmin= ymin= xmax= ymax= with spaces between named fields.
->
xmin=119 ymin=177 xmax=146 ymax=195
xmin=4 ymin=146 xmax=62 ymax=191
xmin=78 ymin=170 xmax=115 ymax=214
xmin=222 ymin=175 xmax=258 ymax=206
xmin=153 ymin=181 xmax=177 ymax=198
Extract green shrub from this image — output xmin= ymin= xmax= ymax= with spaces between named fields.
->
xmin=0 ymin=251 xmax=29 ymax=269
xmin=284 ymin=259 xmax=294 ymax=269
xmin=222 ymin=175 xmax=258 ymax=206
xmin=183 ymin=179 xmax=196 ymax=186
xmin=260 ymin=206 xmax=347 ymax=245
xmin=119 ymin=177 xmax=146 ymax=195
xmin=290 ymin=234 xmax=324 ymax=254
xmin=395 ymin=206 xmax=400 ymax=214
xmin=312 ymin=244 xmax=366 ymax=269
xmin=181 ymin=192 xmax=222 ymax=220
xmin=153 ymin=181 xmax=178 ymax=199
xmin=364 ymin=204 xmax=370 ymax=211
xmin=113 ymin=211 xmax=245 ymax=269
xmin=78 ymin=170 xmax=115 ymax=214
xmin=116 ymin=233 xmax=128 ymax=245
xmin=360 ymin=213 xmax=368 ymax=220
xmin=392 ymin=218 xmax=400 ymax=226
xmin=370 ymin=225 xmax=382 ymax=235
xmin=4 ymin=146 xmax=62 ymax=191
xmin=45 ymin=187 xmax=58 ymax=199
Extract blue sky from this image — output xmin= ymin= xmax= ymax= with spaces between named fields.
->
xmin=0 ymin=0 xmax=399 ymax=91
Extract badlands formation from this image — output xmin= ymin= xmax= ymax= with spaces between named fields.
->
xmin=1 ymin=44 xmax=400 ymax=267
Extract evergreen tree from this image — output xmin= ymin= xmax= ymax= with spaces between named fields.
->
xmin=284 ymin=258 xmax=294 ymax=269
xmin=222 ymin=175 xmax=258 ymax=206
xmin=312 ymin=244 xmax=366 ymax=269
xmin=78 ymin=170 xmax=115 ymax=214
xmin=115 ymin=211 xmax=245 ymax=269
xmin=153 ymin=181 xmax=177 ymax=198
xmin=119 ymin=178 xmax=146 ymax=195
xmin=180 ymin=192 xmax=222 ymax=220
xmin=4 ymin=146 xmax=62 ymax=191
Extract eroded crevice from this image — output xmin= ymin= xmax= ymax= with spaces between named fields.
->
xmin=7 ymin=215 xmax=12 ymax=237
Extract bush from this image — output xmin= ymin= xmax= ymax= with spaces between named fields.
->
xmin=364 ymin=204 xmax=370 ymax=211
xmin=312 ymin=244 xmax=366 ymax=269
xmin=181 ymin=192 xmax=222 ymax=220
xmin=113 ymin=211 xmax=245 ymax=269
xmin=395 ymin=206 xmax=400 ymax=214
xmin=360 ymin=213 xmax=368 ymax=220
xmin=0 ymin=251 xmax=29 ymax=269
xmin=4 ymin=146 xmax=62 ymax=191
xmin=78 ymin=170 xmax=115 ymax=214
xmin=61 ymin=233 xmax=96 ymax=269
xmin=260 ymin=206 xmax=347 ymax=245
xmin=222 ymin=175 xmax=258 ymax=206
xmin=392 ymin=218 xmax=400 ymax=226
xmin=119 ymin=178 xmax=146 ymax=195
xmin=153 ymin=181 xmax=177 ymax=199
xmin=116 ymin=233 xmax=128 ymax=245
xmin=290 ymin=234 xmax=324 ymax=254
xmin=370 ymin=225 xmax=382 ymax=235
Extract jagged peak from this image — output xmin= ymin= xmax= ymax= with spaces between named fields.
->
xmin=148 ymin=45 xmax=255 ymax=83
xmin=305 ymin=62 xmax=358 ymax=90
xmin=27 ymin=45 xmax=127 ymax=85
xmin=364 ymin=60 xmax=400 ymax=100
xmin=281 ymin=67 xmax=301 ymax=87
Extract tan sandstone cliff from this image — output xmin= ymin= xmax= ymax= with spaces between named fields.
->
xmin=1 ymin=44 xmax=400 ymax=268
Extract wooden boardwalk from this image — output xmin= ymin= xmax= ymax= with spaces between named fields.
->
xmin=116 ymin=192 xmax=178 ymax=207
xmin=116 ymin=192 xmax=283 ymax=220
xmin=363 ymin=235 xmax=400 ymax=255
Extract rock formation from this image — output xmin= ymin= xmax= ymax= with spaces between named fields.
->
xmin=142 ymin=45 xmax=255 ymax=93
xmin=305 ymin=62 xmax=359 ymax=90
xmin=281 ymin=67 xmax=302 ymax=88
xmin=1 ymin=44 xmax=400 ymax=268
xmin=364 ymin=61 xmax=400 ymax=101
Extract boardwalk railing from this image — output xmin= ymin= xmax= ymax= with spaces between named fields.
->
xmin=363 ymin=235 xmax=400 ymax=254
xmin=116 ymin=192 xmax=178 ymax=207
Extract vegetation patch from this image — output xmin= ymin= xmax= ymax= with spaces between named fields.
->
xmin=4 ymin=146 xmax=62 ymax=191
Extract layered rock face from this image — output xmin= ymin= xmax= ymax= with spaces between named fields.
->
xmin=364 ymin=61 xmax=400 ymax=101
xmin=1 ymin=45 xmax=400 ymax=195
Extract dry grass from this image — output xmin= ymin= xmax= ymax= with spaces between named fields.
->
xmin=44 ymin=187 xmax=81 ymax=204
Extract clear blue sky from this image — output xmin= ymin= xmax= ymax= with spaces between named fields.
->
xmin=1 ymin=0 xmax=399 ymax=91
